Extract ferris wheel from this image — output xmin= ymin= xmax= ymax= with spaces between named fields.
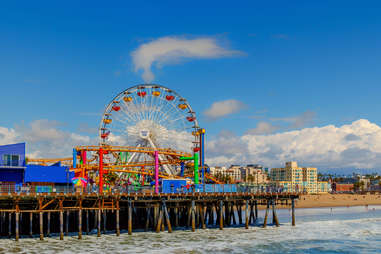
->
xmin=99 ymin=84 xmax=199 ymax=176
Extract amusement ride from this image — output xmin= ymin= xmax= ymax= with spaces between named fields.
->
xmin=60 ymin=84 xmax=220 ymax=193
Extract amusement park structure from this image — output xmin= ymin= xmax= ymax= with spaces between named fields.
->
xmin=67 ymin=84 xmax=219 ymax=193
xmin=1 ymin=84 xmax=300 ymax=242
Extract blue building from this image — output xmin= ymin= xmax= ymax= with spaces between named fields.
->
xmin=0 ymin=143 xmax=73 ymax=187
xmin=25 ymin=162 xmax=73 ymax=185
xmin=0 ymin=143 xmax=26 ymax=184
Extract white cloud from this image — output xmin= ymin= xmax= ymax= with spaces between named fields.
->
xmin=246 ymin=122 xmax=279 ymax=135
xmin=271 ymin=111 xmax=316 ymax=129
xmin=203 ymin=99 xmax=246 ymax=120
xmin=4 ymin=118 xmax=381 ymax=170
xmin=131 ymin=36 xmax=242 ymax=82
xmin=0 ymin=120 xmax=94 ymax=158
xmin=207 ymin=119 xmax=381 ymax=169
xmin=0 ymin=127 xmax=18 ymax=144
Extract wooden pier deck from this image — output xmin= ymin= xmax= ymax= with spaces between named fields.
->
xmin=0 ymin=192 xmax=299 ymax=240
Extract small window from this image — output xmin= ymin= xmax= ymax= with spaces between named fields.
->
xmin=3 ymin=154 xmax=11 ymax=166
xmin=11 ymin=155 xmax=19 ymax=166
xmin=2 ymin=154 xmax=20 ymax=166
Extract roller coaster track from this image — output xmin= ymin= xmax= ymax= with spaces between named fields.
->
xmin=28 ymin=157 xmax=73 ymax=166
xmin=75 ymin=145 xmax=192 ymax=158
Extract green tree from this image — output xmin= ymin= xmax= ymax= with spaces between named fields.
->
xmin=247 ymin=174 xmax=255 ymax=183
xmin=353 ymin=182 xmax=360 ymax=192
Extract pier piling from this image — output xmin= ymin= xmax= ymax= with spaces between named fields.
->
xmin=86 ymin=210 xmax=89 ymax=235
xmin=8 ymin=212 xmax=11 ymax=238
xmin=156 ymin=207 xmax=163 ymax=233
xmin=60 ymin=210 xmax=64 ymax=240
xmin=145 ymin=207 xmax=151 ymax=231
xmin=249 ymin=202 xmax=254 ymax=224
xmin=231 ymin=204 xmax=237 ymax=225
xmin=39 ymin=212 xmax=43 ymax=241
xmin=219 ymin=200 xmax=223 ymax=230
xmin=97 ymin=210 xmax=101 ymax=237
xmin=210 ymin=205 xmax=215 ymax=226
xmin=263 ymin=200 xmax=269 ymax=228
xmin=272 ymin=200 xmax=280 ymax=227
xmin=187 ymin=205 xmax=191 ymax=228
xmin=191 ymin=200 xmax=196 ymax=232
xmin=163 ymin=201 xmax=172 ymax=233
xmin=291 ymin=198 xmax=295 ymax=226
xmin=78 ymin=209 xmax=82 ymax=239
xmin=238 ymin=203 xmax=242 ymax=225
xmin=15 ymin=212 xmax=19 ymax=241
xmin=102 ymin=211 xmax=106 ymax=233
xmin=174 ymin=205 xmax=179 ymax=228
xmin=245 ymin=200 xmax=249 ymax=229
xmin=65 ymin=211 xmax=69 ymax=236
xmin=154 ymin=205 xmax=158 ymax=231
xmin=128 ymin=201 xmax=132 ymax=235
xmin=200 ymin=204 xmax=206 ymax=229
xmin=116 ymin=208 xmax=120 ymax=236
xmin=47 ymin=212 xmax=51 ymax=237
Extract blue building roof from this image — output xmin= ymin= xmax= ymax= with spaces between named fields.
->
xmin=25 ymin=164 xmax=73 ymax=184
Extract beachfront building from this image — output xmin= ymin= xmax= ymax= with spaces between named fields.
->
xmin=210 ymin=164 xmax=270 ymax=184
xmin=209 ymin=165 xmax=241 ymax=183
xmin=225 ymin=165 xmax=242 ymax=183
xmin=240 ymin=164 xmax=269 ymax=184
xmin=303 ymin=167 xmax=318 ymax=193
xmin=317 ymin=181 xmax=330 ymax=193
xmin=332 ymin=183 xmax=354 ymax=192
xmin=270 ymin=161 xmax=319 ymax=193
xmin=209 ymin=166 xmax=227 ymax=176
xmin=359 ymin=176 xmax=371 ymax=191
xmin=270 ymin=161 xmax=303 ymax=192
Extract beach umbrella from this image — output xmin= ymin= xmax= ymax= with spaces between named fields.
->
xmin=71 ymin=177 xmax=88 ymax=187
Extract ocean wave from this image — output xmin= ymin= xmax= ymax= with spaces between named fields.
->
xmin=0 ymin=208 xmax=380 ymax=254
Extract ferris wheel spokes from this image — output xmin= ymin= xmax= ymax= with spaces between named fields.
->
xmin=99 ymin=84 xmax=199 ymax=176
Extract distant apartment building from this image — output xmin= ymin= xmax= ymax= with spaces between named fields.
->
xmin=317 ymin=181 xmax=330 ymax=193
xmin=270 ymin=161 xmax=304 ymax=192
xmin=209 ymin=166 xmax=227 ymax=176
xmin=302 ymin=167 xmax=318 ymax=193
xmin=332 ymin=183 xmax=354 ymax=192
xmin=225 ymin=165 xmax=242 ymax=182
xmin=359 ymin=176 xmax=371 ymax=191
xmin=270 ymin=161 xmax=328 ymax=193
xmin=210 ymin=164 xmax=269 ymax=184
xmin=240 ymin=164 xmax=269 ymax=184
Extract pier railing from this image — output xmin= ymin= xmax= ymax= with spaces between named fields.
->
xmin=0 ymin=183 xmax=301 ymax=195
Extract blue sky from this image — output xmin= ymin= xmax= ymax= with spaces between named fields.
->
xmin=1 ymin=1 xmax=381 ymax=168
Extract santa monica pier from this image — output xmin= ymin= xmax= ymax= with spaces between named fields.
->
xmin=0 ymin=84 xmax=299 ymax=241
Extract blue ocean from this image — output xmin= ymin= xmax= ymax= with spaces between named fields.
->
xmin=1 ymin=205 xmax=381 ymax=253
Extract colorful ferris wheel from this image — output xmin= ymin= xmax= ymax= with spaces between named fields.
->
xmin=99 ymin=84 xmax=199 ymax=176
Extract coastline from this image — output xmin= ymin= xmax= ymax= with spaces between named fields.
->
xmin=295 ymin=193 xmax=381 ymax=208
xmin=253 ymin=193 xmax=381 ymax=210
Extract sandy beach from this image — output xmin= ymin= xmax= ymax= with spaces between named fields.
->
xmin=294 ymin=193 xmax=381 ymax=208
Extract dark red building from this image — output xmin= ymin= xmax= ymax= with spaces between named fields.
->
xmin=332 ymin=183 xmax=354 ymax=192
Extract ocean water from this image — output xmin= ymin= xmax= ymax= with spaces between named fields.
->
xmin=1 ymin=205 xmax=381 ymax=254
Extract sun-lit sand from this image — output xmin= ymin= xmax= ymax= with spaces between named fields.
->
xmin=254 ymin=193 xmax=381 ymax=210
xmin=295 ymin=193 xmax=381 ymax=208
